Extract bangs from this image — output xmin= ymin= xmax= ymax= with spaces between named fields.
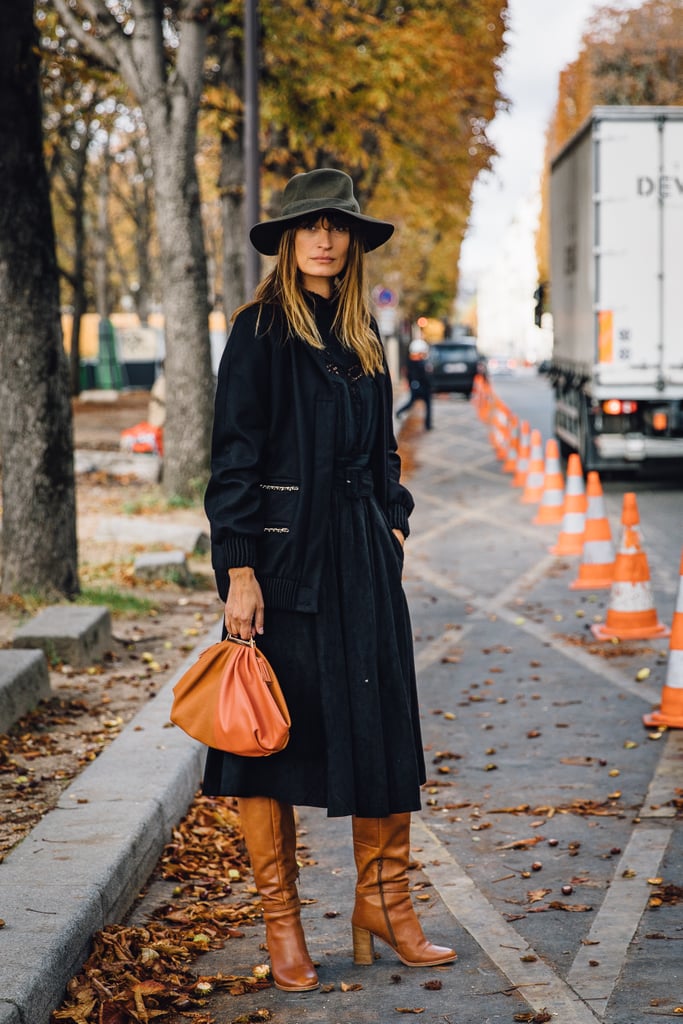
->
xmin=296 ymin=210 xmax=354 ymax=232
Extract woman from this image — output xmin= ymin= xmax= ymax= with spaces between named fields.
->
xmin=203 ymin=168 xmax=456 ymax=991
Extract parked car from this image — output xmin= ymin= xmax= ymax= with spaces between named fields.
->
xmin=428 ymin=340 xmax=485 ymax=397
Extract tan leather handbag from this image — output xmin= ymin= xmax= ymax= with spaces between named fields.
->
xmin=170 ymin=635 xmax=290 ymax=756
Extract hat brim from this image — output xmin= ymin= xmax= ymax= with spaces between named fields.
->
xmin=250 ymin=206 xmax=394 ymax=256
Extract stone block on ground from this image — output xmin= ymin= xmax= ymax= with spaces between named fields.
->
xmin=12 ymin=605 xmax=112 ymax=669
xmin=74 ymin=449 xmax=161 ymax=483
xmin=133 ymin=550 xmax=192 ymax=585
xmin=0 ymin=650 xmax=51 ymax=733
xmin=95 ymin=516 xmax=209 ymax=553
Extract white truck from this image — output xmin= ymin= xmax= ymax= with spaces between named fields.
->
xmin=549 ymin=106 xmax=683 ymax=471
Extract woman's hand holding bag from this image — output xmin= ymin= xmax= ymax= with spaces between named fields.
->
xmin=170 ymin=635 xmax=290 ymax=756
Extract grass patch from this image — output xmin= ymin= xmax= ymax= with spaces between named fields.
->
xmin=120 ymin=485 xmax=205 ymax=516
xmin=75 ymin=587 xmax=157 ymax=615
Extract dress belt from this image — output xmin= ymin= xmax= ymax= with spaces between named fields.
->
xmin=333 ymin=464 xmax=374 ymax=499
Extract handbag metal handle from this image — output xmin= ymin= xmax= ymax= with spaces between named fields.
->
xmin=226 ymin=632 xmax=256 ymax=648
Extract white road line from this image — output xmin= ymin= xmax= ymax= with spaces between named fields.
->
xmin=412 ymin=817 xmax=601 ymax=1022
xmin=640 ymin=730 xmax=683 ymax=819
xmin=413 ymin=626 xmax=472 ymax=675
xmin=411 ymin=561 xmax=662 ymax=704
xmin=566 ymin=827 xmax=672 ymax=1019
xmin=408 ymin=492 xmax=517 ymax=549
xmin=489 ymin=553 xmax=560 ymax=610
xmin=492 ymin=602 xmax=662 ymax=705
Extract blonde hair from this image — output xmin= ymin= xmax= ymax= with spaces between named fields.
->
xmin=233 ymin=221 xmax=385 ymax=375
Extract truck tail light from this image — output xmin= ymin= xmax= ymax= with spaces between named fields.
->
xmin=653 ymin=412 xmax=667 ymax=431
xmin=602 ymin=399 xmax=638 ymax=415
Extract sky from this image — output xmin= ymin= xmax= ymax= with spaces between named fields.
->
xmin=457 ymin=0 xmax=642 ymax=287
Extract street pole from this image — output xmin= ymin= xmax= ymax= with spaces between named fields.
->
xmin=244 ymin=0 xmax=261 ymax=300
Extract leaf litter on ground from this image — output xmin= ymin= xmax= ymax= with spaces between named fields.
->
xmin=52 ymin=795 xmax=273 ymax=1024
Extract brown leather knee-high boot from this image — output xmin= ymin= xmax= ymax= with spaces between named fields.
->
xmin=237 ymin=797 xmax=318 ymax=992
xmin=351 ymin=814 xmax=457 ymax=968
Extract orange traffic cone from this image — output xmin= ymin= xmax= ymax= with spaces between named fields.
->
xmin=550 ymin=453 xmax=586 ymax=555
xmin=533 ymin=439 xmax=565 ymax=525
xmin=643 ymin=549 xmax=683 ymax=728
xmin=512 ymin=421 xmax=531 ymax=488
xmin=591 ymin=497 xmax=670 ymax=641
xmin=569 ymin=472 xmax=615 ymax=590
xmin=620 ymin=491 xmax=644 ymax=544
xmin=502 ymin=416 xmax=519 ymax=473
xmin=489 ymin=401 xmax=505 ymax=454
xmin=476 ymin=377 xmax=491 ymax=422
xmin=493 ymin=403 xmax=510 ymax=461
xmin=521 ymin=429 xmax=545 ymax=504
xmin=472 ymin=374 xmax=484 ymax=411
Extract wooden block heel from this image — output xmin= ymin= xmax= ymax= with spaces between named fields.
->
xmin=352 ymin=924 xmax=375 ymax=965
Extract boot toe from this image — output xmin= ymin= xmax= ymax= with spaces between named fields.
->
xmin=400 ymin=943 xmax=457 ymax=967
xmin=273 ymin=967 xmax=319 ymax=992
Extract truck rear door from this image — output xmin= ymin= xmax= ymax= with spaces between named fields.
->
xmin=595 ymin=111 xmax=683 ymax=388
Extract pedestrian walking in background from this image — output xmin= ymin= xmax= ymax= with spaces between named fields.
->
xmin=203 ymin=168 xmax=456 ymax=992
xmin=396 ymin=337 xmax=433 ymax=430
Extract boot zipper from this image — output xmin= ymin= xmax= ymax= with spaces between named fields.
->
xmin=378 ymin=857 xmax=399 ymax=951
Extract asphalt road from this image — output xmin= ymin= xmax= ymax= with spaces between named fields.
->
xmin=130 ymin=385 xmax=682 ymax=1024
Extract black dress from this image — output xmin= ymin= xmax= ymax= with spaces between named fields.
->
xmin=203 ymin=298 xmax=426 ymax=817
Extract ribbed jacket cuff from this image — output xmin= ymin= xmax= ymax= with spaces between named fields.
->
xmin=388 ymin=504 xmax=410 ymax=539
xmin=223 ymin=536 xmax=257 ymax=568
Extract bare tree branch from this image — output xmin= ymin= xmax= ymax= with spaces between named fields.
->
xmin=51 ymin=0 xmax=118 ymax=73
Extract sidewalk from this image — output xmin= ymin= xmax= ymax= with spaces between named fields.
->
xmin=2 ymin=392 xmax=682 ymax=1024
xmin=0 ymin=638 xmax=211 ymax=1024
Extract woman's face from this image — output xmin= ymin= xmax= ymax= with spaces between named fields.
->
xmin=294 ymin=215 xmax=350 ymax=297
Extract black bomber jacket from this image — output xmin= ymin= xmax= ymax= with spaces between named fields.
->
xmin=204 ymin=300 xmax=414 ymax=613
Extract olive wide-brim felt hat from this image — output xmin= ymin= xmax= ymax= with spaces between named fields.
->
xmin=249 ymin=169 xmax=394 ymax=256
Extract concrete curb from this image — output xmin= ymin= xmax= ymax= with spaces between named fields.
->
xmin=0 ymin=650 xmax=51 ymax=734
xmin=0 ymin=634 xmax=216 ymax=1024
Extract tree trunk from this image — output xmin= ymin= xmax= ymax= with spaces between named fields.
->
xmin=69 ymin=142 xmax=89 ymax=396
xmin=220 ymin=130 xmax=246 ymax=316
xmin=217 ymin=25 xmax=247 ymax=315
xmin=70 ymin=283 xmax=86 ymax=397
xmin=0 ymin=0 xmax=78 ymax=597
xmin=144 ymin=103 xmax=214 ymax=497
xmin=94 ymin=143 xmax=110 ymax=320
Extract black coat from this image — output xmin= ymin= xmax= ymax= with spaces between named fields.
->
xmin=204 ymin=302 xmax=414 ymax=613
